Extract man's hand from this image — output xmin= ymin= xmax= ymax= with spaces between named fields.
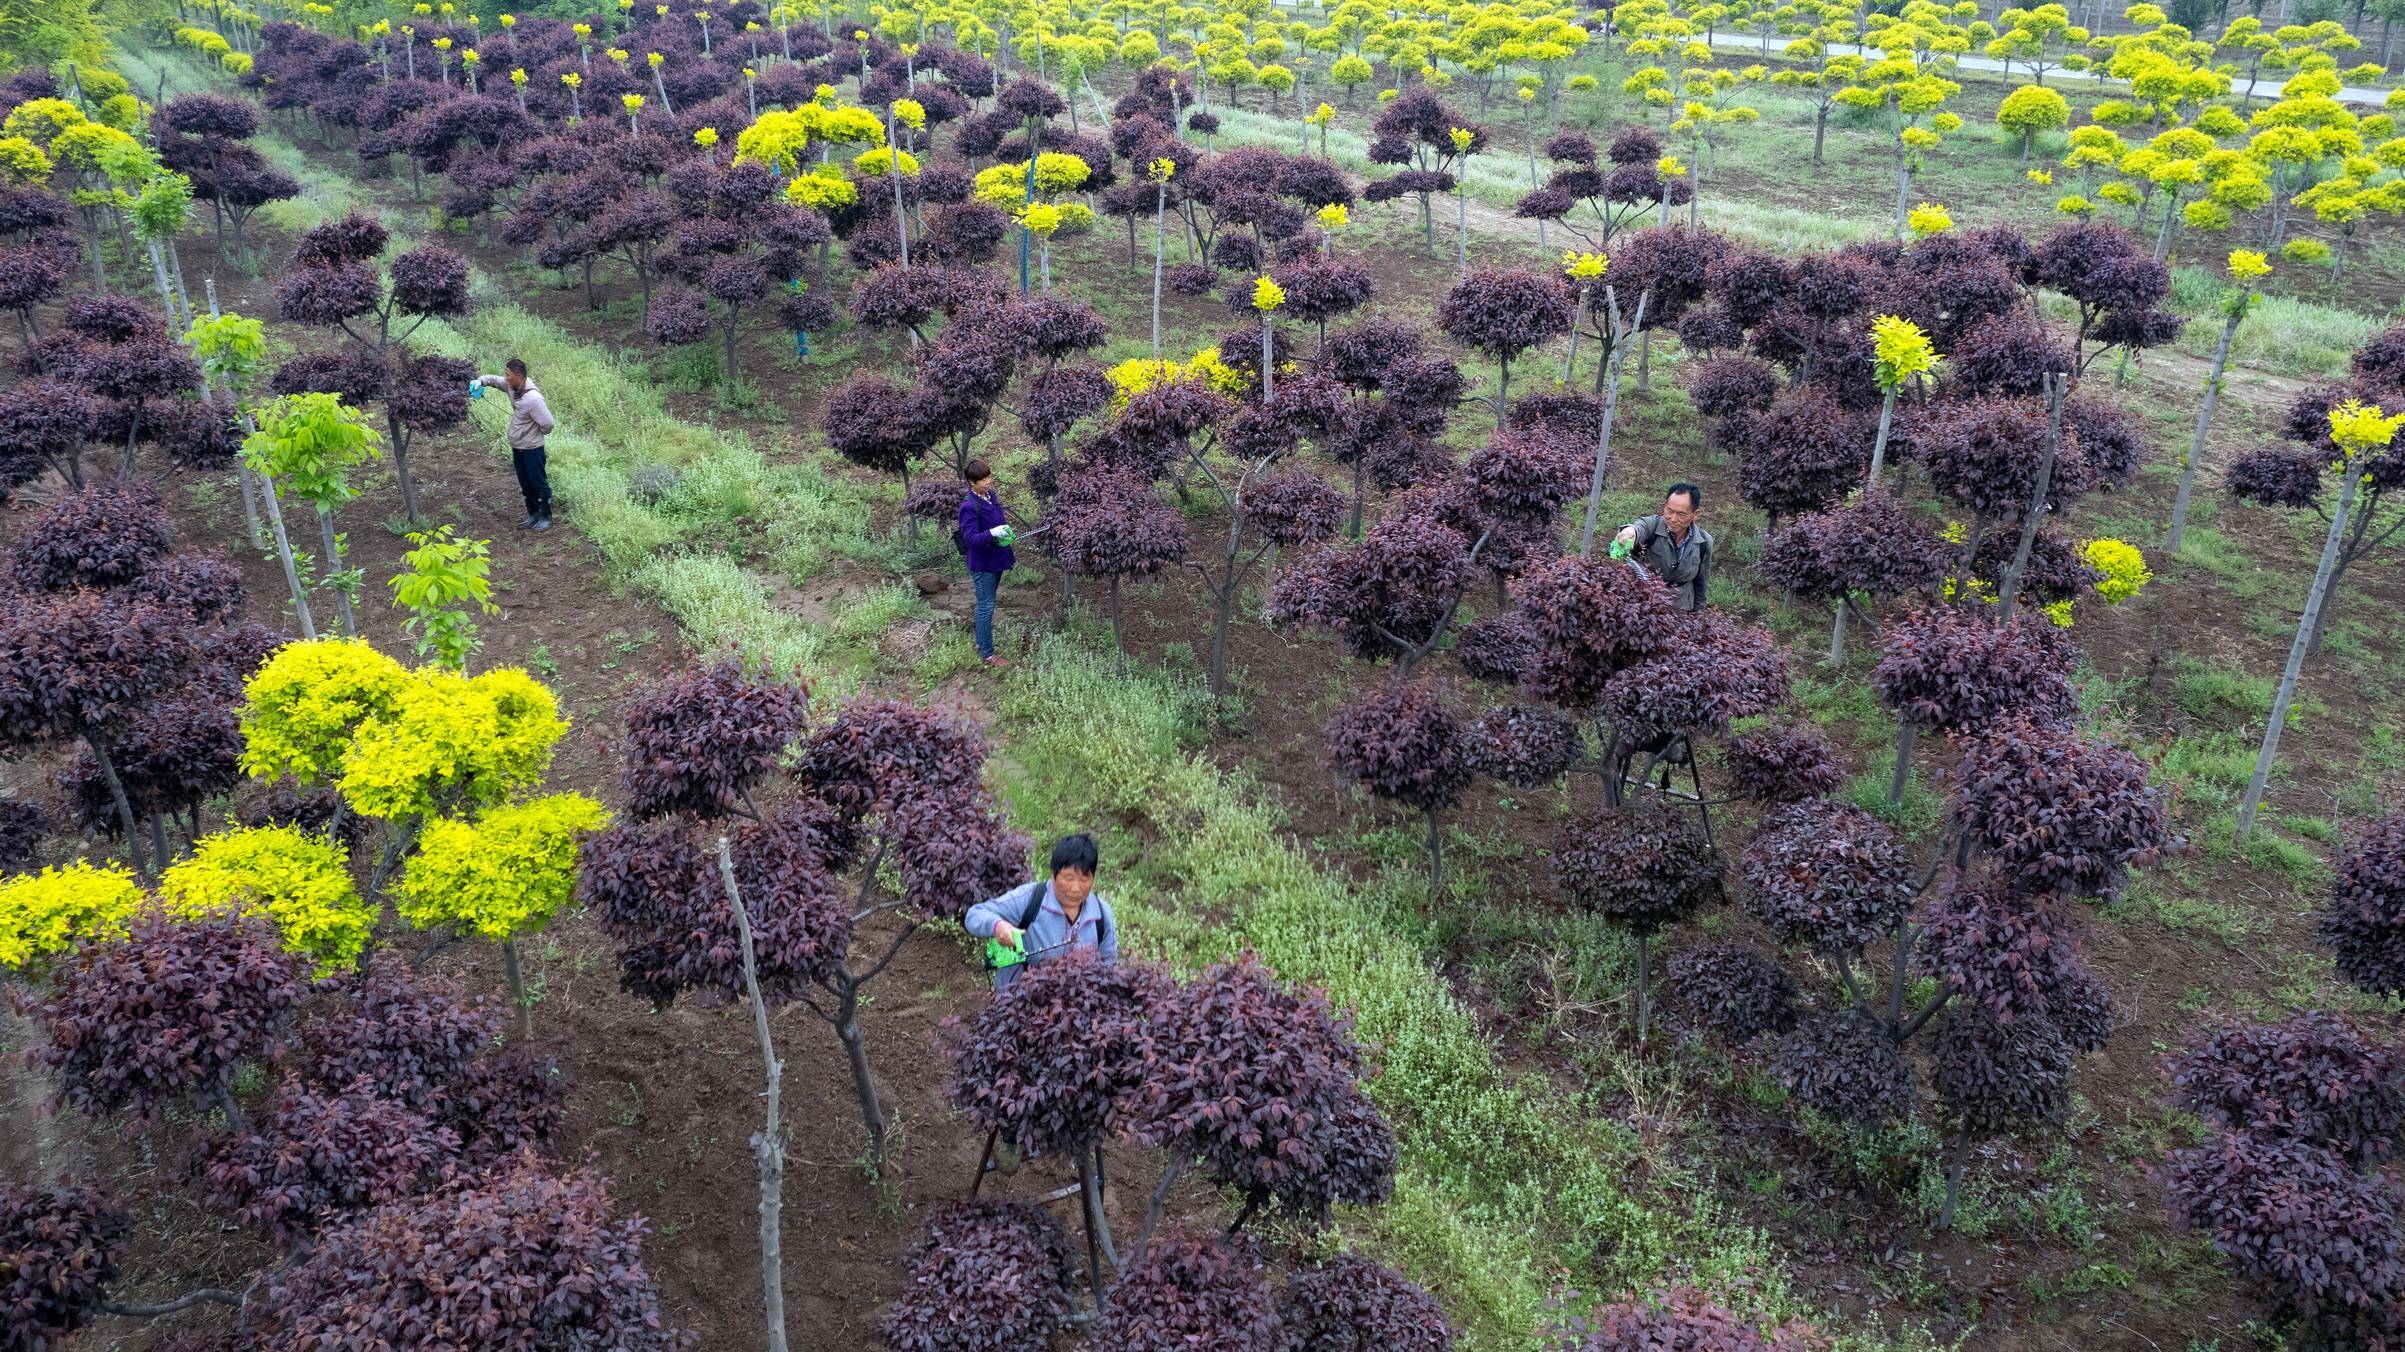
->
xmin=1614 ymin=525 xmax=1638 ymax=548
xmin=989 ymin=525 xmax=1010 ymax=538
xmin=992 ymin=920 xmax=1021 ymax=951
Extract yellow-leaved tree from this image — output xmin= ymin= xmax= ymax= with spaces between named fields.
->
xmin=239 ymin=638 xmax=584 ymax=1027
xmin=160 ymin=824 xmax=374 ymax=974
xmin=395 ymin=793 xmax=611 ymax=1037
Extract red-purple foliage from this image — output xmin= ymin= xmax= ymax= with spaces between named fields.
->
xmin=1551 ymin=799 xmax=1723 ymax=935
xmin=1048 ymin=465 xmax=1188 ymax=584
xmin=2324 ymin=811 xmax=2405 ymax=999
xmin=1463 ymin=703 xmax=1579 ymax=787
xmin=795 ymin=698 xmax=989 ymax=814
xmin=1914 ymin=879 xmax=2090 ymax=1029
xmin=1451 ymin=613 xmax=1535 ymax=685
xmin=1662 ymin=944 xmax=1802 ymax=1045
xmin=644 ymin=286 xmax=711 ymax=345
xmin=7 ymin=483 xmax=171 ymax=592
xmin=880 ymin=1201 xmax=1081 ymax=1352
xmin=2161 ymin=1130 xmax=2405 ymax=1348
xmin=294 ymin=950 xmax=563 ymax=1162
xmin=1327 ymin=678 xmax=1474 ymax=815
xmin=586 ymin=808 xmax=853 ymax=1008
xmin=0 ymin=797 xmax=46 ymax=871
xmin=1951 ymin=716 xmax=2171 ymax=900
xmin=1462 ymin=425 xmax=1584 ymax=525
xmin=1727 ymin=386 xmax=1872 ymax=524
xmin=2169 ymin=1011 xmax=2405 ymax=1167
xmin=1724 ymin=724 xmax=1847 ymax=805
xmin=56 ymin=696 xmax=243 ymax=839
xmin=239 ymin=1162 xmax=690 ymax=1350
xmin=1267 ymin=513 xmax=1475 ymax=663
xmin=1602 ymin=613 xmax=1790 ymax=743
xmin=34 ymin=913 xmax=308 ymax=1128
xmin=1686 ymin=353 xmax=1781 ymax=421
xmin=620 ymin=662 xmax=808 ymax=821
xmin=1247 ymin=470 xmax=1347 ymax=548
xmin=946 ymin=949 xmax=1169 ymax=1156
xmin=1132 ymin=955 xmax=1397 ymax=1227
xmin=1871 ymin=607 xmax=2078 ymax=736
xmin=1917 ymin=395 xmax=2093 ymax=523
xmin=1756 ymin=496 xmax=1946 ymax=606
xmin=1020 ymin=365 xmax=1111 ymax=442
xmin=1966 ymin=525 xmax=2101 ymax=606
xmin=1931 ymin=1007 xmax=2073 ymax=1133
xmin=0 ymin=1183 xmax=125 ymax=1350
xmin=1510 ymin=553 xmax=1679 ymax=710
xmin=1275 ymin=1253 xmax=1454 ymax=1352
xmin=197 ymin=1082 xmax=458 ymax=1246
xmin=1740 ymin=798 xmax=1913 ymax=953
xmin=269 ymin=349 xmax=389 ymax=405
xmin=2226 ymin=446 xmax=2326 ymax=509
xmin=1437 ymin=268 xmax=1573 ymax=374
xmin=1099 ymin=1229 xmax=1280 ymax=1351
xmin=292 ymin=211 xmax=388 ymax=266
xmin=1569 ymin=1287 xmax=1810 ymax=1351
xmin=1771 ymin=1014 xmax=1916 ymax=1126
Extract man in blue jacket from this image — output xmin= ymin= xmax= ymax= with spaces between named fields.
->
xmin=955 ymin=458 xmax=1016 ymax=668
xmin=963 ymin=833 xmax=1119 ymax=992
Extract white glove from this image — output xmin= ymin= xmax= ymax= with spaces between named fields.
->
xmin=989 ymin=525 xmax=1009 ymax=538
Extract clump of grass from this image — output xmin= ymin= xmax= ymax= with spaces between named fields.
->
xmin=2171 ymin=659 xmax=2274 ymax=728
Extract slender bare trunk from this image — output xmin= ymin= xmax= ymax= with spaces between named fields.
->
xmin=717 ymin=840 xmax=792 ymax=1352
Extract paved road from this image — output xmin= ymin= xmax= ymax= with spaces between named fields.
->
xmin=1694 ymin=31 xmax=2393 ymax=105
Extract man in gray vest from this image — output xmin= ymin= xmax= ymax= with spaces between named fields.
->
xmin=1614 ymin=481 xmax=1712 ymax=612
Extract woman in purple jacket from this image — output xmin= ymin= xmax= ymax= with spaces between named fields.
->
xmin=956 ymin=459 xmax=1016 ymax=667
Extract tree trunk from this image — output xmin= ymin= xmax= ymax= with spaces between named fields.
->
xmin=1827 ymin=596 xmax=1849 ymax=666
xmin=316 ymin=505 xmax=358 ymax=637
xmin=1577 ymin=296 xmax=1640 ymax=556
xmin=1107 ymin=574 xmax=1125 ymax=662
xmin=833 ymin=986 xmax=890 ymax=1170
xmin=87 ymin=738 xmax=151 ymax=882
xmin=2237 ymin=462 xmax=2363 ymax=841
xmin=1633 ymin=930 xmax=1651 ymax=1041
xmin=500 ymin=938 xmax=533 ymax=1040
xmin=1424 ymin=807 xmax=1444 ymax=898
xmin=1812 ymin=103 xmax=1829 ymax=166
xmin=717 ymin=839 xmax=792 ymax=1352
xmin=1937 ymin=1122 xmax=1973 ymax=1231
xmin=1868 ymin=389 xmax=1897 ymax=483
xmin=1996 ymin=374 xmax=2067 ymax=624
xmin=2170 ymin=301 xmax=2244 ymax=552
xmin=256 ymin=472 xmax=318 ymax=637
xmin=1151 ymin=189 xmax=1167 ymax=359
xmin=1888 ymin=719 xmax=1918 ymax=812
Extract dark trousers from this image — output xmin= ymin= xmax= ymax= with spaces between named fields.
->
xmin=511 ymin=445 xmax=551 ymax=516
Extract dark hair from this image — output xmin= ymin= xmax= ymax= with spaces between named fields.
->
xmin=1049 ymin=833 xmax=1098 ymax=876
xmin=505 ymin=358 xmax=528 ymax=377
xmin=1666 ymin=481 xmax=1702 ymax=510
xmin=963 ymin=459 xmax=994 ymax=483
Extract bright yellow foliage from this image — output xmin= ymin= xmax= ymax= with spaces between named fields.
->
xmin=0 ymin=863 xmax=142 ymax=972
xmin=161 ymin=825 xmax=374 ymax=972
xmin=338 ymin=666 xmax=567 ymax=821
xmin=2083 ymin=538 xmax=2152 ymax=605
xmin=395 ymin=793 xmax=609 ymax=944
xmin=240 ymin=639 xmax=410 ymax=785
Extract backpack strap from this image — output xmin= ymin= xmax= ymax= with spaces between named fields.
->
xmin=1015 ymin=880 xmax=1048 ymax=931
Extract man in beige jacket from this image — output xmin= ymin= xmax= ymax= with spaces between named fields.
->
xmin=476 ymin=358 xmax=558 ymax=530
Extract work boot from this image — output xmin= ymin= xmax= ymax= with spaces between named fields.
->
xmin=519 ymin=514 xmax=537 ymax=528
xmin=531 ymin=514 xmax=552 ymax=532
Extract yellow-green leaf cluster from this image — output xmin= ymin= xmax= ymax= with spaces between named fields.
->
xmin=2082 ymin=538 xmax=2152 ymax=606
xmin=395 ymin=793 xmax=610 ymax=943
xmin=0 ymin=863 xmax=143 ymax=973
xmin=160 ymin=825 xmax=374 ymax=973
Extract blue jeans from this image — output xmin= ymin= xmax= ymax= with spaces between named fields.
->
xmin=972 ymin=570 xmax=1001 ymax=658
